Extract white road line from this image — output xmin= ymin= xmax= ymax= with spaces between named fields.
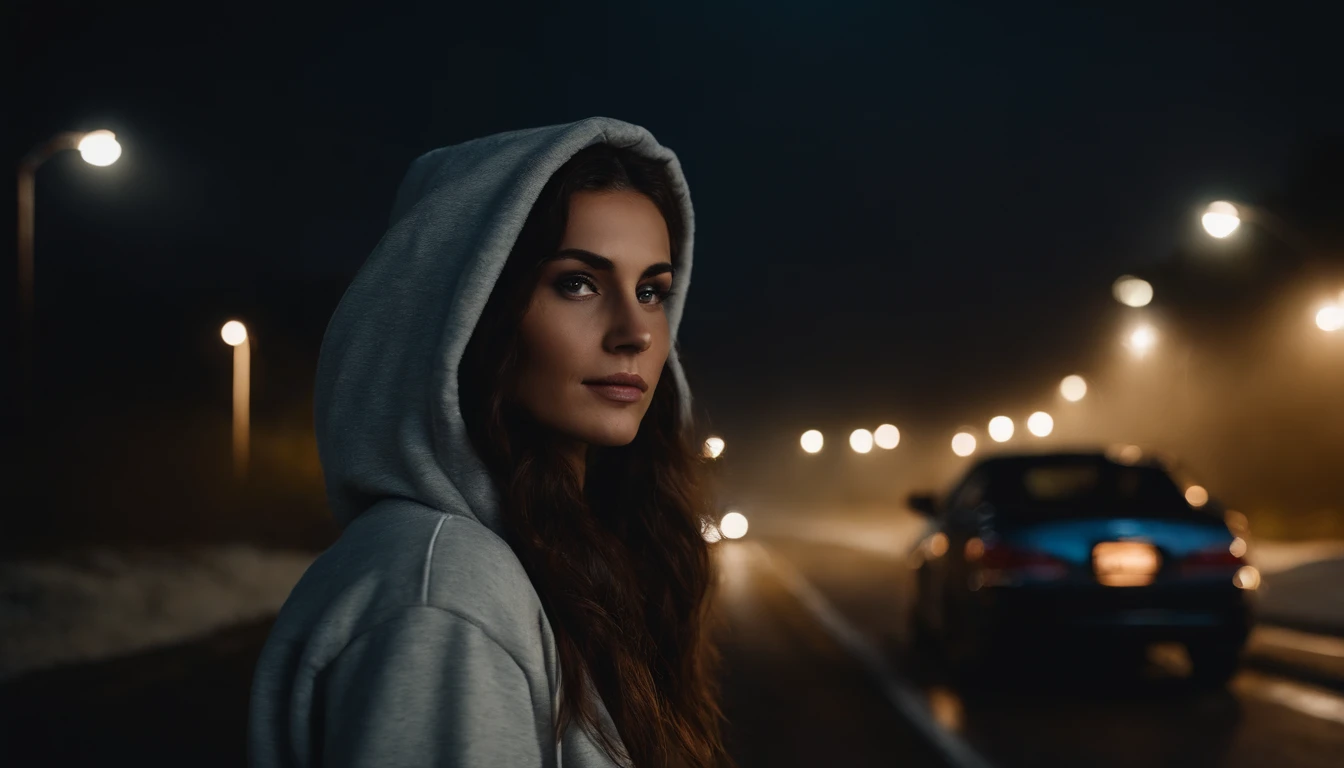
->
xmin=1237 ymin=671 xmax=1344 ymax=726
xmin=1253 ymin=625 xmax=1344 ymax=659
xmin=747 ymin=541 xmax=996 ymax=768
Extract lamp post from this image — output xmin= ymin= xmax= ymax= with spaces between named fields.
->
xmin=17 ymin=130 xmax=122 ymax=415
xmin=221 ymin=321 xmax=251 ymax=481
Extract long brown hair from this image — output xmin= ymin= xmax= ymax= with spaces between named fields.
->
xmin=458 ymin=143 xmax=730 ymax=768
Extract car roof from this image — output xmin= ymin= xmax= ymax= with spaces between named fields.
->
xmin=968 ymin=449 xmax=1167 ymax=473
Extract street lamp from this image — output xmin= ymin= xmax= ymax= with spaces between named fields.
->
xmin=874 ymin=423 xmax=900 ymax=449
xmin=1027 ymin=411 xmax=1054 ymax=437
xmin=221 ymin=320 xmax=251 ymax=480
xmin=1060 ymin=374 xmax=1088 ymax=402
xmin=951 ymin=432 xmax=977 ymax=457
xmin=800 ymin=429 xmax=824 ymax=454
xmin=988 ymin=416 xmax=1014 ymax=443
xmin=849 ymin=428 xmax=874 ymax=454
xmin=1201 ymin=201 xmax=1241 ymax=239
xmin=17 ymin=129 xmax=123 ymax=411
xmin=1318 ymin=304 xmax=1343 ymax=333
xmin=1112 ymin=276 xmax=1154 ymax=308
xmin=703 ymin=435 xmax=725 ymax=459
xmin=1126 ymin=324 xmax=1158 ymax=357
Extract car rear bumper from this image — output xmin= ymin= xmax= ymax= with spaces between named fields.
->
xmin=971 ymin=584 xmax=1253 ymax=646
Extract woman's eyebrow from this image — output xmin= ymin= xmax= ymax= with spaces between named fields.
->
xmin=548 ymin=248 xmax=674 ymax=279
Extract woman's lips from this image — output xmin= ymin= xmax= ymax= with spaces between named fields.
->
xmin=584 ymin=383 xmax=644 ymax=403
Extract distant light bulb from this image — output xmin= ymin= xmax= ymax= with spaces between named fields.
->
xmin=874 ymin=424 xmax=900 ymax=450
xmin=1202 ymin=201 xmax=1241 ymax=239
xmin=1027 ymin=411 xmax=1054 ymax=437
xmin=720 ymin=511 xmax=749 ymax=540
xmin=1317 ymin=305 xmax=1343 ymax=332
xmin=1127 ymin=325 xmax=1157 ymax=356
xmin=703 ymin=436 xmax=725 ymax=459
xmin=78 ymin=130 xmax=122 ymax=166
xmin=221 ymin=321 xmax=248 ymax=346
xmin=988 ymin=416 xmax=1014 ymax=443
xmin=1060 ymin=375 xmax=1087 ymax=402
xmin=849 ymin=429 xmax=874 ymax=454
xmin=800 ymin=429 xmax=824 ymax=454
xmin=952 ymin=432 xmax=977 ymax=457
xmin=1113 ymin=276 xmax=1154 ymax=308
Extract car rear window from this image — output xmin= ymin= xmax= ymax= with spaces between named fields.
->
xmin=984 ymin=460 xmax=1211 ymax=521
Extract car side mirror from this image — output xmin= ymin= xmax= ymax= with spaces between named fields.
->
xmin=907 ymin=492 xmax=939 ymax=518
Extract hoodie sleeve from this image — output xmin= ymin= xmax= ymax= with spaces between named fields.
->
xmin=319 ymin=605 xmax=552 ymax=767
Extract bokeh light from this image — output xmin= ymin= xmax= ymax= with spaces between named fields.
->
xmin=1234 ymin=565 xmax=1261 ymax=590
xmin=703 ymin=436 xmax=725 ymax=459
xmin=221 ymin=320 xmax=248 ymax=346
xmin=1116 ymin=444 xmax=1144 ymax=465
xmin=849 ymin=429 xmax=874 ymax=454
xmin=988 ymin=416 xmax=1014 ymax=443
xmin=874 ymin=424 xmax=901 ymax=450
xmin=1060 ymin=375 xmax=1088 ymax=402
xmin=1202 ymin=201 xmax=1241 ymax=239
xmin=1027 ymin=411 xmax=1054 ymax=437
xmin=1185 ymin=485 xmax=1209 ymax=507
xmin=1112 ymin=276 xmax=1154 ymax=308
xmin=964 ymin=537 xmax=985 ymax=562
xmin=720 ymin=511 xmax=749 ymax=540
xmin=926 ymin=532 xmax=949 ymax=558
xmin=1229 ymin=537 xmax=1248 ymax=558
xmin=1127 ymin=324 xmax=1157 ymax=356
xmin=952 ymin=432 xmax=977 ymax=457
xmin=1317 ymin=304 xmax=1343 ymax=332
xmin=800 ymin=429 xmax=824 ymax=454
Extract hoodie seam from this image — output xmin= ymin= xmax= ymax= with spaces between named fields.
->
xmin=420 ymin=513 xmax=449 ymax=605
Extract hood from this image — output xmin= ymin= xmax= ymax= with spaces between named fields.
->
xmin=313 ymin=117 xmax=697 ymax=535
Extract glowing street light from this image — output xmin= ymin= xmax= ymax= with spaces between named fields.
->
xmin=703 ymin=435 xmax=725 ymax=459
xmin=720 ymin=511 xmax=749 ymax=540
xmin=16 ymin=129 xmax=123 ymax=414
xmin=951 ymin=432 xmax=977 ymax=457
xmin=1112 ymin=276 xmax=1154 ymax=308
xmin=874 ymin=423 xmax=900 ymax=450
xmin=1060 ymin=374 xmax=1087 ymax=402
xmin=1201 ymin=201 xmax=1241 ymax=239
xmin=1185 ymin=485 xmax=1209 ymax=508
xmin=221 ymin=320 xmax=251 ymax=480
xmin=1126 ymin=324 xmax=1157 ymax=357
xmin=76 ymin=130 xmax=123 ymax=166
xmin=849 ymin=428 xmax=874 ymax=454
xmin=800 ymin=429 xmax=824 ymax=454
xmin=1027 ymin=411 xmax=1054 ymax=437
xmin=988 ymin=416 xmax=1014 ymax=443
xmin=1317 ymin=304 xmax=1343 ymax=333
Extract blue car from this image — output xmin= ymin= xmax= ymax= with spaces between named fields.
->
xmin=907 ymin=450 xmax=1256 ymax=686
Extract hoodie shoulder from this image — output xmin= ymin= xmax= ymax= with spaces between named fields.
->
xmin=268 ymin=499 xmax=550 ymax=665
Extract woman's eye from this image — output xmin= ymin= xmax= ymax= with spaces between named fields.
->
xmin=639 ymin=285 xmax=673 ymax=305
xmin=556 ymin=275 xmax=597 ymax=297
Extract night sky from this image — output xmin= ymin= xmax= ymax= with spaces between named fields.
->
xmin=9 ymin=1 xmax=1344 ymax=505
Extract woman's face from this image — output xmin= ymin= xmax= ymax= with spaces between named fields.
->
xmin=515 ymin=190 xmax=674 ymax=449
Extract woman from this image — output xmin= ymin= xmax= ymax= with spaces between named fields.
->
xmin=248 ymin=117 xmax=730 ymax=768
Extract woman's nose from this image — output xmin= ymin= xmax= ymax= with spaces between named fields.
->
xmin=604 ymin=296 xmax=654 ymax=354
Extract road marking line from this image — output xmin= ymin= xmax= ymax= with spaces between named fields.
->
xmin=1253 ymin=625 xmax=1344 ymax=659
xmin=1237 ymin=671 xmax=1344 ymax=725
xmin=747 ymin=541 xmax=995 ymax=768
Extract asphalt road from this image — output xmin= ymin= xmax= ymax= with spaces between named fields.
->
xmin=3 ymin=535 xmax=1343 ymax=767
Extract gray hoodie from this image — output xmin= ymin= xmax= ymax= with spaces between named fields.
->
xmin=247 ymin=116 xmax=697 ymax=767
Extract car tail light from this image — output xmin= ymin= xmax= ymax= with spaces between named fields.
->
xmin=1178 ymin=543 xmax=1245 ymax=571
xmin=980 ymin=542 xmax=1069 ymax=581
